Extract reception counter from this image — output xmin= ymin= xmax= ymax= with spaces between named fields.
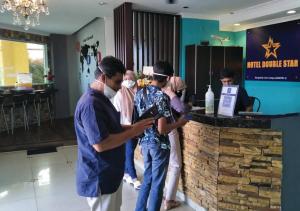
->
xmin=134 ymin=111 xmax=300 ymax=211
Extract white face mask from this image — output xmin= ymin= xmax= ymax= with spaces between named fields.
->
xmin=122 ymin=80 xmax=136 ymax=89
xmin=104 ymin=84 xmax=117 ymax=99
xmin=95 ymin=79 xmax=117 ymax=99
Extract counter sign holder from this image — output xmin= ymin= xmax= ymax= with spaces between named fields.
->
xmin=218 ymin=85 xmax=239 ymax=117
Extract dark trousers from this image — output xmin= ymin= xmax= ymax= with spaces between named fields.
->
xmin=124 ymin=138 xmax=138 ymax=179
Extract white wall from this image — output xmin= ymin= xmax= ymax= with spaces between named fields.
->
xmin=67 ymin=17 xmax=116 ymax=116
xmin=75 ymin=18 xmax=106 ymax=94
xmin=104 ymin=16 xmax=115 ymax=57
xmin=66 ymin=34 xmax=80 ymax=116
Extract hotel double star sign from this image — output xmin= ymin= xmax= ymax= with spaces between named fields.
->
xmin=261 ymin=37 xmax=281 ymax=59
xmin=247 ymin=36 xmax=298 ymax=70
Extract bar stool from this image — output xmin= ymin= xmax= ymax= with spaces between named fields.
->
xmin=8 ymin=94 xmax=29 ymax=134
xmin=26 ymin=93 xmax=39 ymax=127
xmin=0 ymin=96 xmax=9 ymax=134
xmin=36 ymin=90 xmax=54 ymax=125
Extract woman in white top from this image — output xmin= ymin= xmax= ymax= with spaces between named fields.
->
xmin=113 ymin=70 xmax=141 ymax=190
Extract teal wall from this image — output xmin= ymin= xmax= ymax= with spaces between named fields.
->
xmin=245 ymin=81 xmax=300 ymax=114
xmin=180 ymin=18 xmax=300 ymax=114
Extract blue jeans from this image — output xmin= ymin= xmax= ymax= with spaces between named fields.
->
xmin=125 ymin=139 xmax=138 ymax=179
xmin=135 ymin=144 xmax=170 ymax=211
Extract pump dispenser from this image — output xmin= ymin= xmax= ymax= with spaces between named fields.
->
xmin=205 ymin=85 xmax=214 ymax=114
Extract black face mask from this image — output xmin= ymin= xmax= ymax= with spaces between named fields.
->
xmin=175 ymin=91 xmax=182 ymax=98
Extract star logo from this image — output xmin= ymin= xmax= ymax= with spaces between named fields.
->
xmin=262 ymin=37 xmax=281 ymax=59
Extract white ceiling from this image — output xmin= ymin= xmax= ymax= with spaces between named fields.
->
xmin=219 ymin=0 xmax=300 ymax=31
xmin=0 ymin=0 xmax=300 ymax=35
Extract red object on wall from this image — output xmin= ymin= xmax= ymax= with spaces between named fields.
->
xmin=97 ymin=51 xmax=102 ymax=64
xmin=75 ymin=41 xmax=81 ymax=52
xmin=46 ymin=71 xmax=55 ymax=81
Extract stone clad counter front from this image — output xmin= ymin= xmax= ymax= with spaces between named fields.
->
xmin=179 ymin=121 xmax=282 ymax=211
xmin=134 ymin=112 xmax=300 ymax=211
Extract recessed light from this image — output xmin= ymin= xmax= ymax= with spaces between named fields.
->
xmin=234 ymin=23 xmax=240 ymax=26
xmin=98 ymin=1 xmax=107 ymax=6
xmin=287 ymin=10 xmax=296 ymax=14
xmin=183 ymin=6 xmax=189 ymax=9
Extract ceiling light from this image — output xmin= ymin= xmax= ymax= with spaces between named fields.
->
xmin=0 ymin=191 xmax=8 ymax=199
xmin=287 ymin=10 xmax=296 ymax=14
xmin=99 ymin=2 xmax=107 ymax=6
xmin=166 ymin=0 xmax=178 ymax=4
xmin=234 ymin=23 xmax=240 ymax=26
xmin=0 ymin=0 xmax=50 ymax=31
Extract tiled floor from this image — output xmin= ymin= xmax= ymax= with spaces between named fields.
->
xmin=0 ymin=146 xmax=194 ymax=211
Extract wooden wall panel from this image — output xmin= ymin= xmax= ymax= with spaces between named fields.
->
xmin=154 ymin=14 xmax=159 ymax=64
xmin=168 ymin=16 xmax=174 ymax=66
xmin=140 ymin=12 xmax=144 ymax=69
xmin=133 ymin=12 xmax=138 ymax=71
xmin=174 ymin=16 xmax=180 ymax=74
xmin=114 ymin=3 xmax=133 ymax=70
xmin=115 ymin=3 xmax=180 ymax=74
xmin=144 ymin=13 xmax=149 ymax=66
xmin=149 ymin=14 xmax=154 ymax=65
xmin=133 ymin=11 xmax=180 ymax=74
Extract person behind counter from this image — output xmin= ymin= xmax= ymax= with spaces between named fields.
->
xmin=220 ymin=68 xmax=252 ymax=113
xmin=74 ymin=56 xmax=154 ymax=211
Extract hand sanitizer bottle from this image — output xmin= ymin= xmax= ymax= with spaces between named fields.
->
xmin=205 ymin=85 xmax=214 ymax=114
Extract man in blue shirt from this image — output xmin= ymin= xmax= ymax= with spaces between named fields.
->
xmin=74 ymin=56 xmax=153 ymax=211
xmin=135 ymin=61 xmax=188 ymax=211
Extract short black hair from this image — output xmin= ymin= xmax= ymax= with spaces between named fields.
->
xmin=153 ymin=61 xmax=174 ymax=83
xmin=220 ymin=68 xmax=235 ymax=79
xmin=95 ymin=56 xmax=126 ymax=79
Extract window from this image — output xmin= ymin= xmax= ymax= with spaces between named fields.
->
xmin=0 ymin=39 xmax=48 ymax=86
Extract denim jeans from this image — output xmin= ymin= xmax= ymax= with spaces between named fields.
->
xmin=125 ymin=138 xmax=138 ymax=179
xmin=135 ymin=144 xmax=170 ymax=211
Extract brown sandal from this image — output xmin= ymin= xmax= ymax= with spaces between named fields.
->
xmin=164 ymin=200 xmax=181 ymax=210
